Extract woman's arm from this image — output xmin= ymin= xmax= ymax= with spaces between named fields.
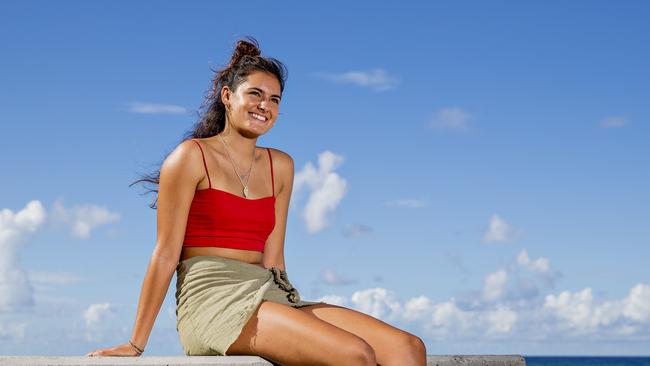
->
xmin=262 ymin=149 xmax=294 ymax=271
xmin=88 ymin=140 xmax=204 ymax=356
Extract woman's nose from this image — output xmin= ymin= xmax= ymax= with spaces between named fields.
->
xmin=257 ymin=100 xmax=269 ymax=111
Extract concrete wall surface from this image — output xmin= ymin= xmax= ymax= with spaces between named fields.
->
xmin=0 ymin=355 xmax=526 ymax=366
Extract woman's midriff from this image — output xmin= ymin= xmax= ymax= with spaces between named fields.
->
xmin=180 ymin=246 xmax=266 ymax=269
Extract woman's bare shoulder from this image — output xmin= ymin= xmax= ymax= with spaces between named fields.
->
xmin=160 ymin=139 xmax=205 ymax=188
xmin=266 ymin=147 xmax=294 ymax=170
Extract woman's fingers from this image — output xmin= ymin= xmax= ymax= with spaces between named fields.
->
xmin=86 ymin=348 xmax=109 ymax=357
xmin=86 ymin=344 xmax=138 ymax=357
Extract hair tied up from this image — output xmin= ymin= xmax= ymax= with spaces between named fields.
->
xmin=228 ymin=37 xmax=262 ymax=68
xmin=130 ymin=36 xmax=287 ymax=209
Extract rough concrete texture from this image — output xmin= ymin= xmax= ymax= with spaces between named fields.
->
xmin=0 ymin=355 xmax=526 ymax=366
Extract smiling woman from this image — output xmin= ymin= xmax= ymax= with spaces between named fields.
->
xmin=85 ymin=37 xmax=426 ymax=366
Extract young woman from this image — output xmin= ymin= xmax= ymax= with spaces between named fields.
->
xmin=87 ymin=38 xmax=427 ymax=366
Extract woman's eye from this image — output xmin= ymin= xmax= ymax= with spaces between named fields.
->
xmin=272 ymin=99 xmax=280 ymax=104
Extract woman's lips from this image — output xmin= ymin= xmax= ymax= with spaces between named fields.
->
xmin=249 ymin=112 xmax=268 ymax=122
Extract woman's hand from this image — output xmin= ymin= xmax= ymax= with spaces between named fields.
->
xmin=86 ymin=342 xmax=141 ymax=357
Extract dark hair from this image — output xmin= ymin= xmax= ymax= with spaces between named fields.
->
xmin=130 ymin=37 xmax=288 ymax=208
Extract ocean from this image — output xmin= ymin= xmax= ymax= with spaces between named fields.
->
xmin=526 ymin=357 xmax=650 ymax=366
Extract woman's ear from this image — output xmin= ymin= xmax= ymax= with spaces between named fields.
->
xmin=220 ymin=86 xmax=231 ymax=109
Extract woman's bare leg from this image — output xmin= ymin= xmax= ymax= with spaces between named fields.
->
xmin=226 ymin=300 xmax=377 ymax=366
xmin=298 ymin=303 xmax=427 ymax=366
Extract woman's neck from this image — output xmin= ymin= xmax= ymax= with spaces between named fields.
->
xmin=219 ymin=124 xmax=258 ymax=158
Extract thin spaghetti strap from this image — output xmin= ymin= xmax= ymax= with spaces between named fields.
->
xmin=267 ymin=148 xmax=275 ymax=197
xmin=191 ymin=139 xmax=212 ymax=188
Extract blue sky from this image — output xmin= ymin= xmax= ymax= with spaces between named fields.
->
xmin=1 ymin=0 xmax=649 ymax=357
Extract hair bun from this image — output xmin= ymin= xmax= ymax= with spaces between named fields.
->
xmin=229 ymin=37 xmax=261 ymax=68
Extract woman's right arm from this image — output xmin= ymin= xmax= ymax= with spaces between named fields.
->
xmin=87 ymin=140 xmax=204 ymax=357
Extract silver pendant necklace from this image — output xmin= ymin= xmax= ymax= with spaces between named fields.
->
xmin=218 ymin=134 xmax=255 ymax=198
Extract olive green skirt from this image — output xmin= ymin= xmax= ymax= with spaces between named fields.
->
xmin=175 ymin=255 xmax=325 ymax=356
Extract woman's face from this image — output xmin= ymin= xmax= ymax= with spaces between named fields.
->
xmin=222 ymin=71 xmax=282 ymax=138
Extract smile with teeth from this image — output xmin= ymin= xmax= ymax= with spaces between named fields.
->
xmin=249 ymin=112 xmax=268 ymax=122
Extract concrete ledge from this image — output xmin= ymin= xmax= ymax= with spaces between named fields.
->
xmin=0 ymin=355 xmax=526 ymax=366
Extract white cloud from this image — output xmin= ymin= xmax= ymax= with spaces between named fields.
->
xmin=483 ymin=214 xmax=518 ymax=243
xmin=403 ymin=296 xmax=434 ymax=322
xmin=487 ymin=306 xmax=518 ymax=334
xmin=317 ymin=295 xmax=349 ymax=307
xmin=472 ymin=249 xmax=558 ymax=306
xmin=51 ymin=199 xmax=120 ymax=239
xmin=293 ymin=151 xmax=348 ymax=233
xmin=542 ymin=283 xmax=650 ymax=336
xmin=622 ymin=284 xmax=650 ymax=323
xmin=128 ymin=102 xmax=187 ymax=114
xmin=1 ymin=199 xmax=116 ymax=314
xmin=600 ymin=116 xmax=626 ymax=128
xmin=315 ymin=68 xmax=398 ymax=91
xmin=350 ymin=288 xmax=403 ymax=320
xmin=544 ymin=288 xmax=615 ymax=331
xmin=343 ymin=223 xmax=373 ymax=238
xmin=429 ymin=107 xmax=471 ymax=131
xmin=383 ymin=199 xmax=427 ymax=209
xmin=28 ymin=271 xmax=85 ymax=286
xmin=483 ymin=269 xmax=508 ymax=302
xmin=83 ymin=303 xmax=117 ymax=342
xmin=431 ymin=301 xmax=475 ymax=330
xmin=319 ymin=279 xmax=650 ymax=342
xmin=84 ymin=303 xmax=115 ymax=328
xmin=321 ymin=269 xmax=356 ymax=286
xmin=517 ymin=249 xmax=550 ymax=273
xmin=0 ymin=200 xmax=47 ymax=312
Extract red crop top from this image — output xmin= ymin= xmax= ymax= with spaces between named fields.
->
xmin=183 ymin=139 xmax=276 ymax=253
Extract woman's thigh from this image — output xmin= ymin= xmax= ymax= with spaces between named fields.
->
xmin=298 ymin=303 xmax=427 ymax=366
xmin=226 ymin=300 xmax=376 ymax=366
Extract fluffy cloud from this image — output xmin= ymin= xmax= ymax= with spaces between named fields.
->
xmin=321 ymin=268 xmax=356 ymax=286
xmin=0 ymin=200 xmax=47 ymax=312
xmin=403 ymin=296 xmax=434 ymax=322
xmin=351 ymin=288 xmax=403 ymax=320
xmin=27 ymin=271 xmax=85 ymax=286
xmin=544 ymin=284 xmax=650 ymax=334
xmin=128 ymin=102 xmax=187 ymax=114
xmin=319 ymin=282 xmax=650 ymax=342
xmin=51 ymin=199 xmax=120 ymax=239
xmin=319 ymin=287 xmax=520 ymax=339
xmin=623 ymin=284 xmax=650 ymax=322
xmin=517 ymin=249 xmax=549 ymax=273
xmin=487 ymin=307 xmax=518 ymax=334
xmin=429 ymin=107 xmax=471 ymax=131
xmin=1 ymin=199 xmax=118 ymax=314
xmin=293 ymin=151 xmax=348 ymax=233
xmin=317 ymin=246 xmax=649 ymax=342
xmin=473 ymin=249 xmax=558 ymax=306
xmin=83 ymin=303 xmax=116 ymax=341
xmin=84 ymin=303 xmax=115 ymax=328
xmin=483 ymin=269 xmax=508 ymax=302
xmin=318 ymin=295 xmax=349 ymax=307
xmin=600 ymin=116 xmax=627 ymax=128
xmin=483 ymin=214 xmax=518 ymax=243
xmin=315 ymin=68 xmax=398 ymax=91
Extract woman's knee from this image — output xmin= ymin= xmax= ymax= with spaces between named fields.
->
xmin=410 ymin=335 xmax=427 ymax=359
xmin=344 ymin=338 xmax=377 ymax=366
xmin=387 ymin=333 xmax=427 ymax=365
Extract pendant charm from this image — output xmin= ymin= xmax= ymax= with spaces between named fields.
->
xmin=243 ymin=186 xmax=249 ymax=198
